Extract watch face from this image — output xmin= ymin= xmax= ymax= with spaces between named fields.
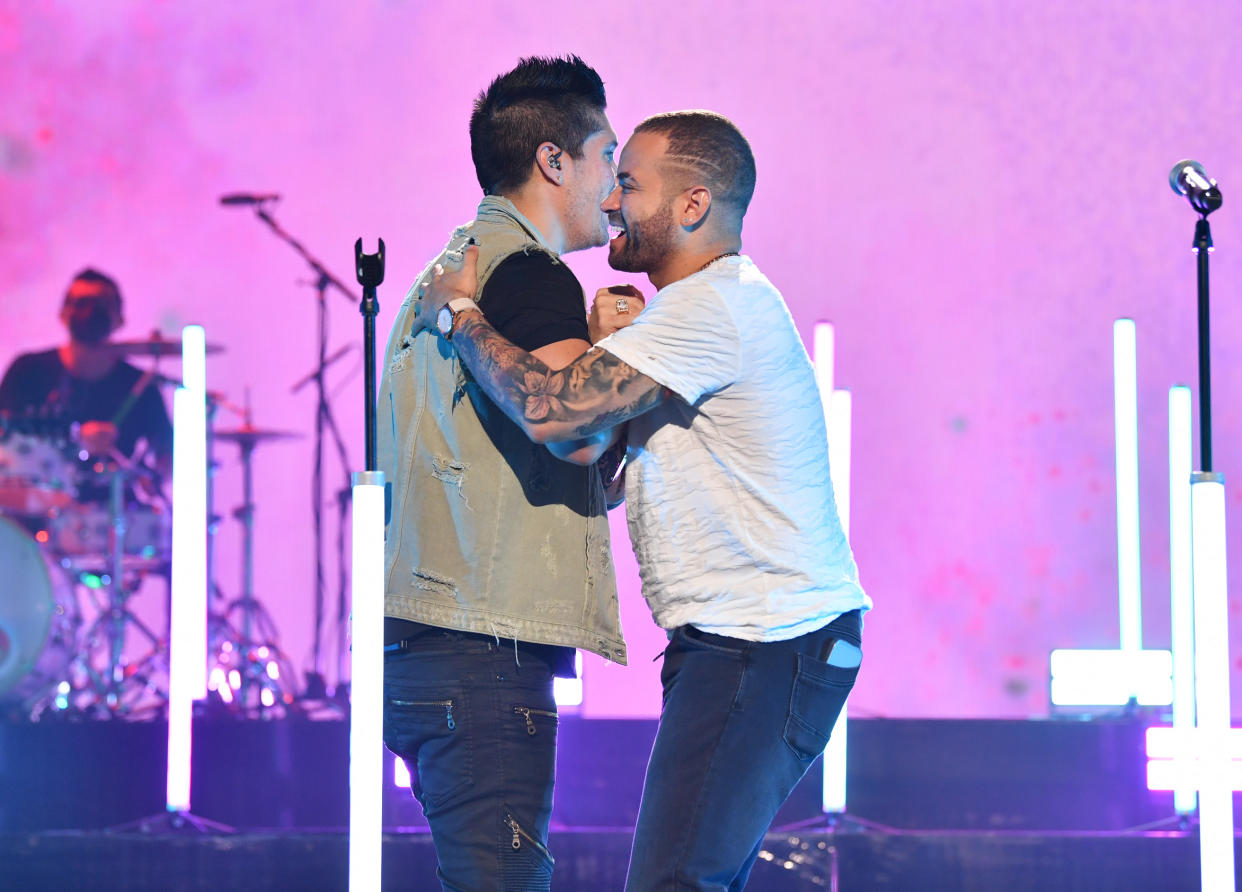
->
xmin=437 ymin=305 xmax=453 ymax=335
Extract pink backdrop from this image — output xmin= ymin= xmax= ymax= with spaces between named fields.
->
xmin=3 ymin=1 xmax=1241 ymax=718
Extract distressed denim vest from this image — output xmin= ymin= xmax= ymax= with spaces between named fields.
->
xmin=376 ymin=196 xmax=626 ymax=664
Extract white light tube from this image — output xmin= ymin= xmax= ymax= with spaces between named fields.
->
xmin=349 ymin=472 xmax=386 ymax=892
xmin=394 ymin=757 xmax=411 ymax=790
xmin=813 ymin=322 xmax=835 ymax=425
xmin=1168 ymin=386 xmax=1196 ymax=813
xmin=1147 ymin=759 xmax=1242 ymax=792
xmin=1146 ymin=726 xmax=1242 ymax=759
xmin=1113 ymin=319 xmax=1142 ymax=659
xmin=822 ymin=388 xmax=852 ymax=813
xmin=166 ymin=325 xmax=208 ymax=813
xmin=1190 ymin=474 xmax=1233 ymax=891
xmin=554 ymin=651 xmax=584 ymax=707
xmin=813 ymin=324 xmax=852 ymax=814
xmin=1049 ymin=649 xmax=1172 ymax=706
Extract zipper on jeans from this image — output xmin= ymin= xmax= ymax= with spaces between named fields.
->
xmin=513 ymin=705 xmax=557 ymax=736
xmin=505 ymin=813 xmax=550 ymax=860
xmin=390 ymin=698 xmax=455 ymax=730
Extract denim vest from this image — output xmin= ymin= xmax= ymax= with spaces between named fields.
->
xmin=376 ymin=196 xmax=626 ymax=664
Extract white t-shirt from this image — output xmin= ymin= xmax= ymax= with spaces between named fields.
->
xmin=596 ymin=255 xmax=871 ymax=641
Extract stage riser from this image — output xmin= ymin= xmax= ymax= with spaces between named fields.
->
xmin=0 ymin=831 xmax=1226 ymax=891
xmin=0 ymin=717 xmax=1228 ymax=833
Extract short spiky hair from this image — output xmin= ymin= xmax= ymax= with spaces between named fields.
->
xmin=469 ymin=55 xmax=608 ymax=196
xmin=64 ymin=267 xmax=122 ymax=309
xmin=634 ymin=111 xmax=757 ymax=216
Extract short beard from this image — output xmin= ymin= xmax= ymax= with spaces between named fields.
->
xmin=608 ymin=199 xmax=677 ymax=274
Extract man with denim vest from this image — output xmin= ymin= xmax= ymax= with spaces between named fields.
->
xmin=377 ymin=56 xmax=626 ymax=891
xmin=419 ymin=111 xmax=872 ymax=890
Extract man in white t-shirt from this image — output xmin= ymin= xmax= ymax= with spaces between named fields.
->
xmin=420 ymin=110 xmax=871 ymax=891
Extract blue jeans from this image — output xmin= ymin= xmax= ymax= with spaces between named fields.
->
xmin=625 ymin=615 xmax=862 ymax=891
xmin=383 ymin=630 xmax=560 ymax=891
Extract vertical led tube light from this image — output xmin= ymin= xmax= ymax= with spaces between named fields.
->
xmin=822 ymin=388 xmax=852 ymax=814
xmin=814 ymin=322 xmax=850 ymax=814
xmin=350 ymin=471 xmax=386 ymax=892
xmin=1190 ymin=474 xmax=1233 ymax=891
xmin=1168 ymin=386 xmax=1196 ymax=814
xmin=813 ymin=323 xmax=835 ymax=426
xmin=167 ymin=325 xmax=207 ymax=812
xmin=1113 ymin=319 xmax=1143 ymax=664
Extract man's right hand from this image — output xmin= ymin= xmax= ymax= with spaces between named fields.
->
xmin=589 ymin=285 xmax=646 ymax=343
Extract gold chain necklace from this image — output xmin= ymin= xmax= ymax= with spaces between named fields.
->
xmin=696 ymin=251 xmax=739 ymax=274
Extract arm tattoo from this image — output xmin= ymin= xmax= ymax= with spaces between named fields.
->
xmin=452 ymin=312 xmax=666 ymax=442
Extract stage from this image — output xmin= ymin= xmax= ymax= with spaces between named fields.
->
xmin=1 ymin=715 xmax=1234 ymax=890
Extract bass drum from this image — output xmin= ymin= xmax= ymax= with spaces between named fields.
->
xmin=0 ymin=515 xmax=79 ymax=708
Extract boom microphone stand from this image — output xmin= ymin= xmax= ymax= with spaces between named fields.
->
xmin=244 ymin=201 xmax=359 ymax=699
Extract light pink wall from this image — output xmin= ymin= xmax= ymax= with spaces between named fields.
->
xmin=3 ymin=1 xmax=1241 ymax=718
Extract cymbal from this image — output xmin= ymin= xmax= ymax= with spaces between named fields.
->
xmin=106 ymin=336 xmax=225 ymax=358
xmin=214 ymin=426 xmax=304 ymax=445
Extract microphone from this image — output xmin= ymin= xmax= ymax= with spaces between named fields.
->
xmin=219 ymin=192 xmax=281 ymax=206
xmin=1168 ymin=160 xmax=1223 ymax=215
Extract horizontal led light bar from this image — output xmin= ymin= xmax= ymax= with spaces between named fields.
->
xmin=1049 ymin=648 xmax=1172 ymax=706
xmin=1147 ymin=759 xmax=1242 ymax=792
xmin=1146 ymin=726 xmax=1242 ymax=759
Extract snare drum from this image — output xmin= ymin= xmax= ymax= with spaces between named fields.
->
xmin=0 ymin=515 xmax=79 ymax=705
xmin=49 ymin=504 xmax=171 ymax=559
xmin=0 ymin=433 xmax=77 ymax=514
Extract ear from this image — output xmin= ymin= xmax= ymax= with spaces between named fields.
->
xmin=535 ymin=142 xmax=565 ymax=187
xmin=678 ymin=186 xmax=713 ymax=230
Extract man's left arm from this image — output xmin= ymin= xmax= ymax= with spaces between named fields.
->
xmin=450 ymin=310 xmax=666 ymax=445
xmin=423 ymin=245 xmax=668 ymax=447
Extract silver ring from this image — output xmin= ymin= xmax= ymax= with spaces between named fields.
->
xmin=615 ymin=297 xmax=630 ymax=314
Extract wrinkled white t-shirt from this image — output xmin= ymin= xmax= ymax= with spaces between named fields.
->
xmin=596 ymin=255 xmax=871 ymax=641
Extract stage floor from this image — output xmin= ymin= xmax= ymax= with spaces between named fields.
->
xmin=1 ymin=715 xmax=1236 ymax=889
xmin=0 ymin=827 xmax=1225 ymax=891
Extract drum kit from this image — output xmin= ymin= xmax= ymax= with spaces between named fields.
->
xmin=0 ymin=334 xmax=303 ymax=719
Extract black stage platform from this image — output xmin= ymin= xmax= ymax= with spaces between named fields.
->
xmin=0 ymin=716 xmax=1236 ymax=889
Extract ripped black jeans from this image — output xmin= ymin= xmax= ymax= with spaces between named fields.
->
xmin=625 ymin=611 xmax=862 ymax=891
xmin=384 ymin=630 xmax=560 ymax=891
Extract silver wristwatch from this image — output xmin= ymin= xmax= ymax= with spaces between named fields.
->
xmin=436 ymin=298 xmax=479 ymax=340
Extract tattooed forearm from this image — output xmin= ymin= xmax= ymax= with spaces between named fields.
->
xmin=451 ymin=312 xmax=666 ymax=443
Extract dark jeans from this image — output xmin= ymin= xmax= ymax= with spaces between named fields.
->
xmin=383 ymin=629 xmax=560 ymax=891
xmin=625 ymin=615 xmax=862 ymax=891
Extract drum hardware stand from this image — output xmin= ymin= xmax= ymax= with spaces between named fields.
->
xmin=58 ymin=462 xmax=168 ymax=718
xmin=208 ymin=419 xmax=297 ymax=714
xmin=241 ymin=203 xmax=358 ymax=700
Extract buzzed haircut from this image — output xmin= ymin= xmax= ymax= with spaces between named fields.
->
xmin=633 ymin=111 xmax=757 ymax=216
xmin=64 ymin=267 xmax=122 ymax=309
xmin=470 ymin=55 xmax=608 ymax=196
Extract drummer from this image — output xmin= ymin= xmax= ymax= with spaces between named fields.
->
xmin=0 ymin=269 xmax=173 ymax=494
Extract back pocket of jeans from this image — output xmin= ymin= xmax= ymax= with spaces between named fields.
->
xmin=781 ymin=653 xmax=859 ymax=761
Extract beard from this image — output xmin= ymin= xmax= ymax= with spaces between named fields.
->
xmin=67 ymin=305 xmax=114 ymax=344
xmin=608 ymin=199 xmax=676 ymax=274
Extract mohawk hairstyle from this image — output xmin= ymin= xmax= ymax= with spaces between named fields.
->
xmin=634 ymin=110 xmax=757 ymax=216
xmin=469 ymin=55 xmax=607 ymax=196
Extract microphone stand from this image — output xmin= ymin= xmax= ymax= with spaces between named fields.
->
xmin=349 ymin=237 xmax=385 ymax=891
xmin=249 ymin=206 xmax=358 ymax=700
xmin=1173 ymin=172 xmax=1234 ymax=887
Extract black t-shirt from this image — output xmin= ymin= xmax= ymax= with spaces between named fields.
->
xmin=386 ymin=250 xmax=588 ymax=677
xmin=475 ymin=250 xmax=590 ymax=352
xmin=0 ymin=348 xmax=173 ymax=461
